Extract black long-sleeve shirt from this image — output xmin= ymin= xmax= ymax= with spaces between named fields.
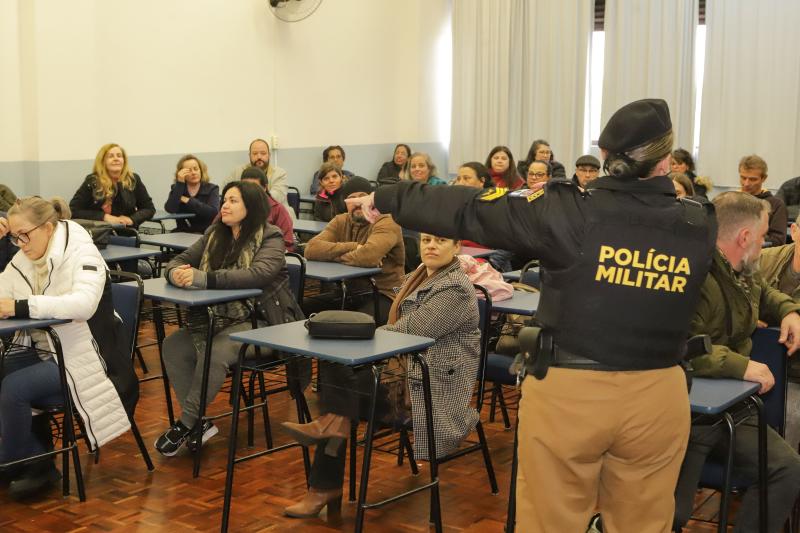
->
xmin=164 ymin=181 xmax=220 ymax=234
xmin=70 ymin=173 xmax=155 ymax=227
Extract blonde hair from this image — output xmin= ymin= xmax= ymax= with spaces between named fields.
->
xmin=8 ymin=196 xmax=71 ymax=226
xmin=669 ymin=172 xmax=695 ymax=197
xmin=174 ymin=154 xmax=211 ymax=183
xmin=604 ymin=130 xmax=674 ymax=179
xmin=91 ymin=143 xmax=135 ymax=201
xmin=408 ymin=152 xmax=438 ymax=181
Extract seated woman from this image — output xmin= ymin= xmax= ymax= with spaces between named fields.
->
xmin=281 ymin=233 xmax=481 ymax=520
xmin=376 ymin=144 xmax=411 ymax=187
xmin=516 ymin=139 xmax=567 ymax=180
xmin=407 ymin=152 xmax=447 ymax=186
xmin=70 ymin=143 xmax=155 ymax=229
xmin=309 ymin=146 xmax=355 ymax=195
xmin=452 ymin=162 xmax=492 ymax=252
xmin=485 ymin=146 xmax=524 ymax=190
xmin=164 ymin=154 xmax=220 ymax=233
xmin=670 ymin=172 xmax=695 ymax=199
xmin=671 ymin=148 xmax=711 ymax=199
xmin=453 ymin=161 xmax=492 ymax=189
xmin=313 ymin=162 xmax=347 ymax=222
xmin=154 ymin=181 xmax=305 ymax=456
xmin=0 ymin=183 xmax=18 ymax=211
xmin=526 ymin=160 xmax=552 ymax=189
xmin=0 ymin=197 xmax=132 ymax=499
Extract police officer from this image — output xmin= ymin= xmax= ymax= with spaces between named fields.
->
xmin=347 ymin=99 xmax=717 ymax=532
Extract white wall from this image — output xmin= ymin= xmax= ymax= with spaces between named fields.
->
xmin=0 ymin=0 xmax=451 ymax=203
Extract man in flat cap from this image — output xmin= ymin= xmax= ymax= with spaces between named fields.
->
xmin=572 ymin=154 xmax=601 ymax=189
xmin=346 ymin=99 xmax=717 ymax=532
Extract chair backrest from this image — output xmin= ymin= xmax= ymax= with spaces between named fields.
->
xmin=287 ymin=186 xmax=301 ymax=218
xmin=749 ymin=327 xmax=789 ymax=436
xmin=109 ymin=232 xmax=139 ymax=247
xmin=520 ymin=260 xmax=540 ymax=289
xmin=473 ymin=284 xmax=492 ymax=411
xmin=109 ymin=271 xmax=144 ymax=360
xmin=284 ymin=252 xmax=306 ymax=304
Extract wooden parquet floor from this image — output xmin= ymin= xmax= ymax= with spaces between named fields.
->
xmin=0 ymin=320 xmax=735 ymax=532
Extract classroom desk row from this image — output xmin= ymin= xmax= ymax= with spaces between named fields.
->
xmin=0 ymin=271 xmax=767 ymax=532
xmin=124 ymin=232 xmax=382 ymax=282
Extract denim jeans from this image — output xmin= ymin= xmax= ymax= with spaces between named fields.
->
xmin=0 ymin=351 xmax=63 ymax=463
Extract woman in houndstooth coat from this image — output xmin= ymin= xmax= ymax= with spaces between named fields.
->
xmin=281 ymin=233 xmax=481 ymax=519
xmin=382 ymin=234 xmax=481 ymax=460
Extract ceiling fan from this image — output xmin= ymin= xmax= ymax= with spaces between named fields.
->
xmin=268 ymin=0 xmax=323 ymax=23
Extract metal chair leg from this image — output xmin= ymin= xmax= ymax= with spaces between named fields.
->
xmin=257 ymin=371 xmax=273 ymax=449
xmin=497 ymin=386 xmax=511 ymax=429
xmin=221 ymin=345 xmax=248 ymax=533
xmin=476 ymin=420 xmax=499 ymax=494
xmin=350 ymin=421 xmax=358 ymax=502
xmin=355 ymin=365 xmax=384 ymax=533
xmin=129 ymin=417 xmax=155 ymax=471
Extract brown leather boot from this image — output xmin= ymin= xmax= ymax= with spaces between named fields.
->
xmin=281 ymin=413 xmax=350 ymax=455
xmin=283 ymin=487 xmax=343 ymax=519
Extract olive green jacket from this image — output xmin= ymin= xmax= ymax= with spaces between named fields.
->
xmin=688 ymin=250 xmax=800 ymax=379
xmin=759 ymin=243 xmax=800 ymax=299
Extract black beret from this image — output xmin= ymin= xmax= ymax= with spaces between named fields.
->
xmin=340 ymin=176 xmax=372 ymax=198
xmin=598 ymin=98 xmax=672 ymax=154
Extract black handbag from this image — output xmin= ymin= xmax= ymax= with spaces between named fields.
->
xmin=72 ymin=219 xmax=113 ymax=249
xmin=305 ymin=310 xmax=376 ymax=339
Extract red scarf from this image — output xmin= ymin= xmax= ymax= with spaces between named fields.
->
xmin=490 ymin=170 xmax=522 ymax=190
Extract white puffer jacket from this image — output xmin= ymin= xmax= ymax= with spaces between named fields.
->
xmin=0 ymin=219 xmax=130 ymax=448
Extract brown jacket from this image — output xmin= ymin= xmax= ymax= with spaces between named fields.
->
xmin=305 ymin=213 xmax=405 ymax=298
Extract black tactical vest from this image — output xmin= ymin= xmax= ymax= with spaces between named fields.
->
xmin=536 ymin=183 xmax=716 ymax=370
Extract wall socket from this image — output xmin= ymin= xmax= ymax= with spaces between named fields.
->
xmin=270 ymin=135 xmax=279 ymax=149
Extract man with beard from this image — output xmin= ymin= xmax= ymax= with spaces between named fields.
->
xmin=227 ymin=139 xmax=293 ymax=218
xmin=304 ymin=176 xmax=404 ymax=321
xmin=673 ymin=191 xmax=800 ymax=532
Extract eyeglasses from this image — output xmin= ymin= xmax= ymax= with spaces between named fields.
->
xmin=9 ymin=222 xmax=45 ymax=246
xmin=528 ymin=172 xmax=548 ymax=178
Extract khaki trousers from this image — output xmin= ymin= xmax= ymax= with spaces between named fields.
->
xmin=515 ymin=366 xmax=690 ymax=533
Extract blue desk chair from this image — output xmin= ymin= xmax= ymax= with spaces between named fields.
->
xmin=108 ymin=229 xmax=156 ymax=279
xmin=108 ymin=271 xmax=156 ymax=472
xmin=694 ymin=327 xmax=787 ymax=533
xmin=107 ymin=232 xmax=141 ymax=274
xmin=287 ymin=186 xmax=301 ymax=218
xmin=238 ymin=252 xmax=312 ymax=450
xmin=109 ymin=270 xmax=150 ymax=375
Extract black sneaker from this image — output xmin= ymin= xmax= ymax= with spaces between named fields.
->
xmin=154 ymin=421 xmax=192 ymax=457
xmin=186 ymin=421 xmax=219 ymax=453
xmin=587 ymin=514 xmax=603 ymax=533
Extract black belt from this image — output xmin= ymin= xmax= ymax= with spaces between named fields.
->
xmin=550 ymin=347 xmax=630 ymax=372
